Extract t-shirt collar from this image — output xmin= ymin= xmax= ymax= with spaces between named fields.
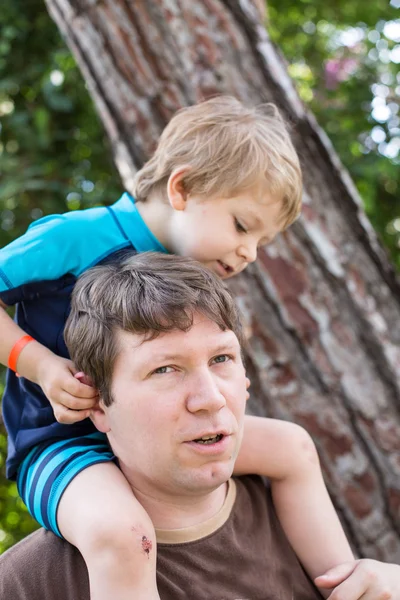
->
xmin=110 ymin=192 xmax=168 ymax=254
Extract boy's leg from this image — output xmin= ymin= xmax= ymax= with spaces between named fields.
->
xmin=17 ymin=436 xmax=159 ymax=600
xmin=58 ymin=462 xmax=159 ymax=600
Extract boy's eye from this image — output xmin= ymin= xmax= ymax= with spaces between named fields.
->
xmin=234 ymin=218 xmax=247 ymax=234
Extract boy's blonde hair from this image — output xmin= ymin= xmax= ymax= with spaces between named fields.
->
xmin=133 ymin=96 xmax=302 ymax=228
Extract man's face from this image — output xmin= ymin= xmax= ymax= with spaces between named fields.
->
xmin=99 ymin=313 xmax=247 ymax=499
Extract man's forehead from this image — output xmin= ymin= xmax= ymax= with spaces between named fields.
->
xmin=115 ymin=318 xmax=239 ymax=359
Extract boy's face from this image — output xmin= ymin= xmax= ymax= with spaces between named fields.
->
xmin=167 ymin=187 xmax=284 ymax=279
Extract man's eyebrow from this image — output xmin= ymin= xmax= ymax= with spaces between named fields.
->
xmin=209 ymin=341 xmax=239 ymax=355
xmin=147 ymin=352 xmax=185 ymax=363
xmin=143 ymin=341 xmax=239 ymax=363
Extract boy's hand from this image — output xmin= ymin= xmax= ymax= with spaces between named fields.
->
xmin=37 ymin=356 xmax=98 ymax=424
xmin=315 ymin=559 xmax=399 ymax=599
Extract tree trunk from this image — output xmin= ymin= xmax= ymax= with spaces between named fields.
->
xmin=45 ymin=0 xmax=400 ymax=561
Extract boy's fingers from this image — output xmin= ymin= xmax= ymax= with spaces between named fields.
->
xmin=65 ymin=377 xmax=98 ymax=399
xmin=59 ymin=391 xmax=98 ymax=411
xmin=315 ymin=562 xmax=357 ymax=588
xmin=325 ymin=578 xmax=366 ymax=600
xmin=53 ymin=405 xmax=92 ymax=424
xmin=319 ymin=559 xmax=400 ymax=600
xmin=74 ymin=371 xmax=95 ymax=387
xmin=326 ymin=560 xmax=400 ymax=600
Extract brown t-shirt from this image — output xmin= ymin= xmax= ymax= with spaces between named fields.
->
xmin=0 ymin=476 xmax=322 ymax=600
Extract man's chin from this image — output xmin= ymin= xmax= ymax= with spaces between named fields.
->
xmin=179 ymin=461 xmax=235 ymax=493
xmin=177 ymin=437 xmax=241 ymax=491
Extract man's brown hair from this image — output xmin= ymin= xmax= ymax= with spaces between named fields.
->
xmin=64 ymin=252 xmax=243 ymax=406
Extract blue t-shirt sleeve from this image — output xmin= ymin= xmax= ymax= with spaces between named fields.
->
xmin=0 ymin=209 xmax=117 ymax=305
xmin=0 ymin=215 xmax=82 ymax=305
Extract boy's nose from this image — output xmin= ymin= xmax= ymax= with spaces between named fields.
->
xmin=237 ymin=242 xmax=257 ymax=264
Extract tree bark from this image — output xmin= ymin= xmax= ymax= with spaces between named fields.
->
xmin=45 ymin=0 xmax=400 ymax=561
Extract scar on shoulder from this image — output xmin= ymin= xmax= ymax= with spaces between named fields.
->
xmin=141 ymin=535 xmax=153 ymax=557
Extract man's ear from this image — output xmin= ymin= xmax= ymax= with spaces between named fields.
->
xmin=167 ymin=166 xmax=191 ymax=211
xmin=90 ymin=399 xmax=111 ymax=434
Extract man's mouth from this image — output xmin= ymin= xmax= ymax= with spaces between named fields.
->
xmin=193 ymin=434 xmax=224 ymax=445
xmin=185 ymin=431 xmax=231 ymax=454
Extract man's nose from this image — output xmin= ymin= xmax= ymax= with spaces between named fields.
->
xmin=186 ymin=370 xmax=226 ymax=414
xmin=237 ymin=240 xmax=257 ymax=264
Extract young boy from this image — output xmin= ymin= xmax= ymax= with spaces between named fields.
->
xmin=0 ymin=96 xmax=365 ymax=598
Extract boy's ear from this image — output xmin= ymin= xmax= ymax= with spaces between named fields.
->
xmin=245 ymin=377 xmax=251 ymax=401
xmin=167 ymin=166 xmax=191 ymax=211
xmin=90 ymin=399 xmax=111 ymax=434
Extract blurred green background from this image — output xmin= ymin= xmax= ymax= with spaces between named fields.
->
xmin=0 ymin=0 xmax=399 ymax=552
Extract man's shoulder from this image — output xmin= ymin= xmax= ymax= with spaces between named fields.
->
xmin=0 ymin=528 xmax=63 ymax=563
xmin=0 ymin=529 xmax=89 ymax=600
xmin=233 ymin=473 xmax=269 ymax=496
xmin=232 ymin=474 xmax=271 ymax=521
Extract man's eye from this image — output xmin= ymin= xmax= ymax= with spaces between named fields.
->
xmin=234 ymin=218 xmax=247 ymax=234
xmin=153 ymin=366 xmax=174 ymax=375
xmin=212 ymin=354 xmax=231 ymax=364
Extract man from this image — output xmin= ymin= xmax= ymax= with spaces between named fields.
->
xmin=0 ymin=253 xmax=399 ymax=600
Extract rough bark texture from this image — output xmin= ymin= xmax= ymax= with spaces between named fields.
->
xmin=45 ymin=0 xmax=400 ymax=561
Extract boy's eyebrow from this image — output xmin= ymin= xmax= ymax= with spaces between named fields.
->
xmin=246 ymin=212 xmax=271 ymax=237
xmin=243 ymin=211 xmax=265 ymax=229
xmin=250 ymin=209 xmax=281 ymax=236
xmin=251 ymin=215 xmax=263 ymax=228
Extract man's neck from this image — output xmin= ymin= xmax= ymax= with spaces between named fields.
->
xmin=128 ymin=480 xmax=229 ymax=530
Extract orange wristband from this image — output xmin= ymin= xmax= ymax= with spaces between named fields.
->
xmin=8 ymin=335 xmax=35 ymax=375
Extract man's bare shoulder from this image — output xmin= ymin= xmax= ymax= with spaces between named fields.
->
xmin=0 ymin=529 xmax=89 ymax=600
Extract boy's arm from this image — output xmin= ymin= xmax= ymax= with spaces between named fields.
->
xmin=236 ymin=416 xmax=354 ymax=590
xmin=0 ymin=213 xmax=103 ymax=422
xmin=0 ymin=298 xmax=57 ymax=380
xmin=0 ymin=300 xmax=96 ymax=423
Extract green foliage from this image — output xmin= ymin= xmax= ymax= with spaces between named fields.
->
xmin=0 ymin=0 xmax=121 ymax=246
xmin=0 ymin=0 xmax=399 ymax=552
xmin=0 ymin=0 xmax=120 ymax=553
xmin=268 ymin=0 xmax=400 ymax=268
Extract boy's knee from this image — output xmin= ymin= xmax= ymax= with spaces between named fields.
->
xmin=287 ymin=423 xmax=319 ymax=468
xmin=82 ymin=514 xmax=156 ymax=562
